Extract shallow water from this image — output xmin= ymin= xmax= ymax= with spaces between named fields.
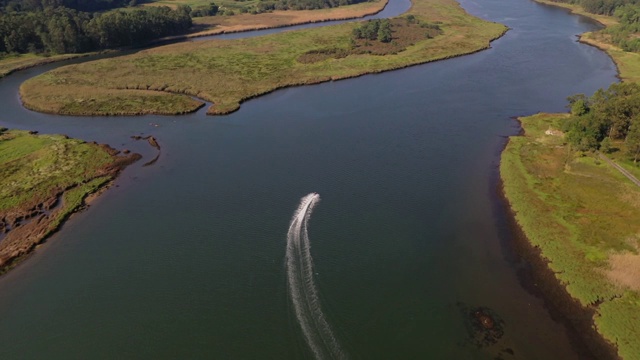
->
xmin=0 ymin=0 xmax=618 ymax=358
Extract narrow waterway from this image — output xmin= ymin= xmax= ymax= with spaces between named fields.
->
xmin=0 ymin=0 xmax=618 ymax=358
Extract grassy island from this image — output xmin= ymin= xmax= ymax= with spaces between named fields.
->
xmin=0 ymin=129 xmax=139 ymax=274
xmin=501 ymin=2 xmax=640 ymax=359
xmin=18 ymin=0 xmax=507 ymax=116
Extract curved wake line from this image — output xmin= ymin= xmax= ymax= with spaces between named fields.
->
xmin=286 ymin=193 xmax=346 ymax=360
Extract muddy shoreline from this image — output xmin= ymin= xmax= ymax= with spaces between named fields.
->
xmin=493 ymin=126 xmax=620 ymax=360
xmin=0 ymin=144 xmax=140 ymax=276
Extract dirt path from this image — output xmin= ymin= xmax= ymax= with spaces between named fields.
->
xmin=598 ymin=152 xmax=640 ymax=187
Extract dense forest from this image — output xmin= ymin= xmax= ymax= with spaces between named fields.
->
xmin=0 ymin=0 xmax=132 ymax=13
xmin=603 ymin=4 xmax=640 ymax=51
xmin=0 ymin=1 xmax=191 ymax=55
xmin=563 ymin=82 xmax=640 ymax=161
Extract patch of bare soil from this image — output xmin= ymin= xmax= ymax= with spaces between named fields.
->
xmin=607 ymin=250 xmax=640 ymax=290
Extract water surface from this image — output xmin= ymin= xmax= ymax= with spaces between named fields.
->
xmin=0 ymin=0 xmax=618 ymax=358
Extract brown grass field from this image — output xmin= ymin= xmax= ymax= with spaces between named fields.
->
xmin=187 ymin=0 xmax=389 ymax=37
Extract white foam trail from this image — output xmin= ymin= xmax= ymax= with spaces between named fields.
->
xmin=286 ymin=193 xmax=346 ymax=360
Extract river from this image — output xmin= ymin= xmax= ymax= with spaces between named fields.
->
xmin=0 ymin=0 xmax=618 ymax=358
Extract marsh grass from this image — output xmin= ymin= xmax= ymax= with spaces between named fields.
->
xmin=501 ymin=113 xmax=640 ymax=359
xmin=0 ymin=130 xmax=139 ymax=274
xmin=20 ymin=0 xmax=507 ymax=116
xmin=0 ymin=130 xmax=115 ymax=212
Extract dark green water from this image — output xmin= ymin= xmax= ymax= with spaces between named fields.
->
xmin=0 ymin=0 xmax=619 ymax=358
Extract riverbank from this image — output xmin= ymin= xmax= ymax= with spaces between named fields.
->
xmin=0 ymin=129 xmax=140 ymax=275
xmin=0 ymin=53 xmax=91 ymax=80
xmin=19 ymin=0 xmax=507 ymax=116
xmin=500 ymin=3 xmax=640 ymax=359
xmin=534 ymin=0 xmax=640 ymax=83
xmin=501 ymin=113 xmax=640 ymax=360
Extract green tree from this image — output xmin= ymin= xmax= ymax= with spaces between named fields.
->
xmin=600 ymin=136 xmax=614 ymax=153
xmin=571 ymin=99 xmax=589 ymax=116
xmin=626 ymin=123 xmax=640 ymax=162
xmin=378 ymin=19 xmax=391 ymax=43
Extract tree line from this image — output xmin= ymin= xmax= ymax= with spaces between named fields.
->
xmin=352 ymin=19 xmax=392 ymax=43
xmin=0 ymin=4 xmax=191 ymax=55
xmin=602 ymin=4 xmax=640 ymax=51
xmin=552 ymin=0 xmax=640 ymax=16
xmin=563 ymin=82 xmax=640 ymax=161
xmin=0 ymin=0 xmax=133 ymax=13
xmin=0 ymin=0 xmax=378 ymax=56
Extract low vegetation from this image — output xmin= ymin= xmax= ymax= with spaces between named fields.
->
xmin=501 ymin=113 xmax=640 ymax=360
xmin=0 ymin=129 xmax=139 ymax=274
xmin=19 ymin=0 xmax=508 ymax=116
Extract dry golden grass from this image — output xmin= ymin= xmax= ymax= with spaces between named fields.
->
xmin=188 ymin=0 xmax=389 ymax=37
xmin=607 ymin=251 xmax=640 ymax=291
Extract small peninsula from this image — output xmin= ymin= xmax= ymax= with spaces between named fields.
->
xmin=0 ymin=129 xmax=139 ymax=274
xmin=18 ymin=0 xmax=507 ymax=116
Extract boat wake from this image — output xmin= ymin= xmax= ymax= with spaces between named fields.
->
xmin=286 ymin=193 xmax=346 ymax=360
